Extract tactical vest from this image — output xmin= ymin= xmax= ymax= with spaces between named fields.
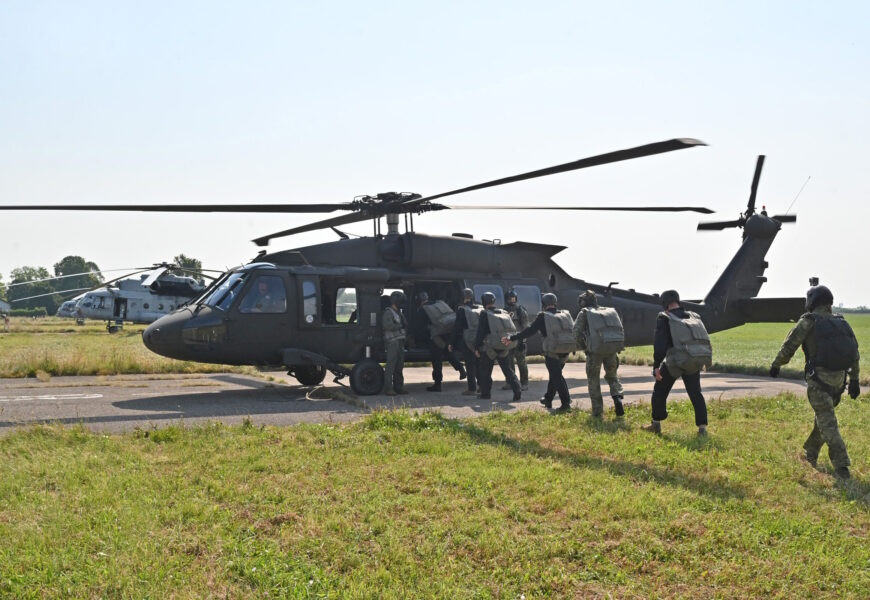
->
xmin=507 ymin=304 xmax=528 ymax=329
xmin=584 ymin=307 xmax=625 ymax=355
xmin=542 ymin=310 xmax=578 ymax=355
xmin=807 ymin=313 xmax=859 ymax=371
xmin=460 ymin=304 xmax=483 ymax=349
xmin=382 ymin=307 xmax=406 ymax=343
xmin=482 ymin=309 xmax=518 ymax=357
xmin=422 ymin=301 xmax=456 ymax=337
xmin=662 ymin=311 xmax=712 ymax=376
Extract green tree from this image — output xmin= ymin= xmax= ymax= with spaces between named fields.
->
xmin=9 ymin=266 xmax=61 ymax=313
xmin=53 ymin=255 xmax=103 ymax=293
xmin=0 ymin=273 xmax=7 ymax=301
xmin=173 ymin=254 xmax=204 ymax=284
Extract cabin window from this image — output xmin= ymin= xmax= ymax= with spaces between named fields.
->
xmin=335 ymin=287 xmax=358 ymax=323
xmin=239 ymin=275 xmax=287 ymax=314
xmin=512 ymin=285 xmax=542 ymax=315
xmin=143 ymin=303 xmax=149 ymax=309
xmin=472 ymin=284 xmax=504 ymax=308
xmin=301 ymin=279 xmax=318 ymax=323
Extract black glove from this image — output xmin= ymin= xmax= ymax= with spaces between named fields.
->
xmin=769 ymin=365 xmax=780 ymax=378
xmin=848 ymin=379 xmax=860 ymax=399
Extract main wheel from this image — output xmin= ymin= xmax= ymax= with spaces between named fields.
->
xmin=350 ymin=358 xmax=384 ymax=396
xmin=293 ymin=364 xmax=327 ymax=386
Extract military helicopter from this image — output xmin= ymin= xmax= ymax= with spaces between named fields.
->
xmin=10 ymin=263 xmax=212 ymax=332
xmin=1 ymin=139 xmax=803 ymax=393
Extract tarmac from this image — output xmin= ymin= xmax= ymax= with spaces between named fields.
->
xmin=0 ymin=363 xmax=808 ymax=435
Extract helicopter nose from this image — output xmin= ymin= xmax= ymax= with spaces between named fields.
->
xmin=142 ymin=310 xmax=189 ymax=359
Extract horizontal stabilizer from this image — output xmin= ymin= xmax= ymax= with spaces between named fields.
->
xmin=733 ymin=297 xmax=804 ymax=323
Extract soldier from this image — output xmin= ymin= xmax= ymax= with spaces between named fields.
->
xmin=573 ymin=290 xmax=625 ymax=418
xmin=474 ymin=292 xmax=522 ymax=401
xmin=382 ymin=290 xmax=409 ymax=396
xmin=412 ymin=291 xmax=466 ymax=392
xmin=643 ymin=290 xmax=712 ymax=435
xmin=510 ymin=293 xmax=577 ymax=411
xmin=448 ymin=288 xmax=482 ymax=396
xmin=503 ymin=290 xmax=530 ymax=391
xmin=769 ymin=285 xmax=860 ymax=479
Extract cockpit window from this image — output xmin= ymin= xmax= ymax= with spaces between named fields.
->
xmin=239 ymin=275 xmax=287 ymax=314
xmin=200 ymin=272 xmax=246 ymax=310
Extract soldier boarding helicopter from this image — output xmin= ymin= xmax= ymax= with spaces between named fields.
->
xmin=1 ymin=139 xmax=804 ymax=392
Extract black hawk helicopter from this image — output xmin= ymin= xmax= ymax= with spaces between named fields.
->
xmin=1 ymin=139 xmax=802 ymax=393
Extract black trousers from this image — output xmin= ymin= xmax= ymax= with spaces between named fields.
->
xmin=459 ymin=344 xmax=479 ymax=391
xmin=651 ymin=365 xmax=708 ymax=426
xmin=429 ymin=340 xmax=464 ymax=383
xmin=543 ymin=355 xmax=571 ymax=406
xmin=478 ymin=353 xmax=520 ymax=397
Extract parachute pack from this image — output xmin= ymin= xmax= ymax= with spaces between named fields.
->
xmin=422 ymin=300 xmax=456 ymax=337
xmin=809 ymin=314 xmax=859 ymax=371
xmin=662 ymin=311 xmax=713 ymax=376
xmin=460 ymin=305 xmax=484 ymax=350
xmin=542 ymin=310 xmax=579 ymax=355
xmin=482 ymin=309 xmax=518 ymax=357
xmin=584 ymin=307 xmax=625 ymax=355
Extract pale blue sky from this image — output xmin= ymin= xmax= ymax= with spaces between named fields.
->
xmin=2 ymin=2 xmax=868 ymax=304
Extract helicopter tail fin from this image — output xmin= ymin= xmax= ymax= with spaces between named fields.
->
xmin=701 ymin=214 xmax=803 ymax=331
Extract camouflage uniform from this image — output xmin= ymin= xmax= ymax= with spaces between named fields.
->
xmin=506 ymin=302 xmax=530 ymax=386
xmin=382 ymin=306 xmax=407 ymax=393
xmin=573 ymin=308 xmax=624 ymax=416
xmin=772 ymin=306 xmax=860 ymax=469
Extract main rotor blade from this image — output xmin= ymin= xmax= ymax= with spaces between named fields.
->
xmin=7 ymin=270 xmax=106 ymax=288
xmin=252 ymin=212 xmax=374 ymax=246
xmin=404 ymin=138 xmax=707 ymax=208
xmin=771 ymin=214 xmax=797 ymax=223
xmin=747 ymin=155 xmax=765 ymax=215
xmin=697 ymin=219 xmax=744 ymax=231
xmin=0 ymin=203 xmax=352 ymax=213
xmin=141 ymin=267 xmax=168 ymax=288
xmin=448 ymin=205 xmax=714 ymax=214
xmin=11 ymin=287 xmax=92 ymax=303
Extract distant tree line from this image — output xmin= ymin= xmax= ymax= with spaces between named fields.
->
xmin=0 ymin=253 xmax=204 ymax=315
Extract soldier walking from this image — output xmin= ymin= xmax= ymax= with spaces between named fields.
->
xmin=474 ymin=292 xmax=522 ymax=401
xmin=510 ymin=293 xmax=576 ymax=411
xmin=573 ymin=290 xmax=625 ymax=418
xmin=643 ymin=290 xmax=712 ymax=435
xmin=382 ymin=290 xmax=408 ymax=396
xmin=769 ymin=285 xmax=860 ymax=479
xmin=412 ymin=291 xmax=466 ymax=392
xmin=503 ymin=290 xmax=530 ymax=391
xmin=448 ymin=288 xmax=482 ymax=396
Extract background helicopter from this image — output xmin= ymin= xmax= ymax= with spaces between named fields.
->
xmin=1 ymin=138 xmax=805 ymax=393
xmin=9 ymin=262 xmax=216 ymax=332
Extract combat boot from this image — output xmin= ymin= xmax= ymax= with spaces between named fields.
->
xmin=458 ymin=368 xmax=467 ymax=380
xmin=642 ymin=421 xmax=662 ymax=435
xmin=555 ymin=402 xmax=571 ymax=413
xmin=426 ymin=382 xmax=442 ymax=392
xmin=612 ymin=395 xmax=625 ymax=417
xmin=834 ymin=467 xmax=850 ymax=480
xmin=513 ymin=389 xmax=522 ymax=402
xmin=802 ymin=451 xmax=818 ymax=468
xmin=697 ymin=425 xmax=708 ymax=437
xmin=539 ymin=397 xmax=553 ymax=409
xmin=521 ymin=382 xmax=529 ymax=391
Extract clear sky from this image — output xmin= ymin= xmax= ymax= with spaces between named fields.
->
xmin=1 ymin=2 xmax=868 ymax=305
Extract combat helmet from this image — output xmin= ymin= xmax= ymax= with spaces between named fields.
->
xmin=505 ymin=289 xmax=518 ymax=303
xmin=660 ymin=289 xmax=680 ymax=309
xmin=481 ymin=292 xmax=497 ymax=307
xmin=462 ymin=288 xmax=475 ymax=303
xmin=577 ymin=290 xmax=598 ymax=308
xmin=390 ymin=290 xmax=406 ymax=306
xmin=806 ymin=285 xmax=834 ymax=312
xmin=541 ymin=292 xmax=558 ymax=307
xmin=416 ymin=291 xmax=429 ymax=303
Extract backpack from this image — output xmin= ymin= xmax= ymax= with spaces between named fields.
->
xmin=542 ymin=310 xmax=579 ymax=355
xmin=584 ymin=307 xmax=625 ymax=355
xmin=422 ymin=301 xmax=456 ymax=337
xmin=460 ymin=304 xmax=483 ymax=350
xmin=663 ymin=311 xmax=713 ymax=376
xmin=483 ymin=309 xmax=518 ymax=357
xmin=810 ymin=314 xmax=859 ymax=371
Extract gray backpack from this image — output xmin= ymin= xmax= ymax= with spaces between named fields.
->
xmin=584 ymin=307 xmax=625 ymax=355
xmin=460 ymin=305 xmax=483 ymax=350
xmin=483 ymin=309 xmax=518 ymax=357
xmin=422 ymin=301 xmax=456 ymax=337
xmin=542 ymin=310 xmax=579 ymax=355
xmin=662 ymin=311 xmax=713 ymax=376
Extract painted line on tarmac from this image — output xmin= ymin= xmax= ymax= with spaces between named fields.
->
xmin=0 ymin=393 xmax=104 ymax=402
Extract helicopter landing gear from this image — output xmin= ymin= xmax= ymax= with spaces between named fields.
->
xmin=350 ymin=358 xmax=384 ymax=396
xmin=107 ymin=320 xmax=123 ymax=334
xmin=291 ymin=364 xmax=327 ymax=386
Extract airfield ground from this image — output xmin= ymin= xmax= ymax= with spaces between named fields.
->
xmin=0 ymin=363 xmax=808 ymax=434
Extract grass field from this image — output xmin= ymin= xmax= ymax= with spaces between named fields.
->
xmin=1 ymin=395 xmax=868 ymax=598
